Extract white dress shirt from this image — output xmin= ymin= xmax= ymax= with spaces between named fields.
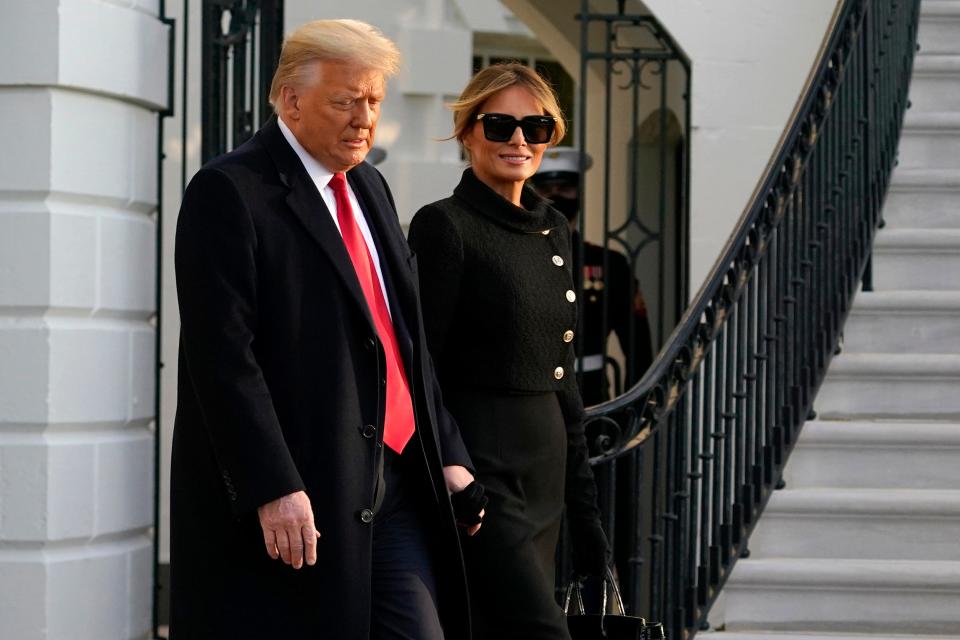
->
xmin=277 ymin=117 xmax=392 ymax=317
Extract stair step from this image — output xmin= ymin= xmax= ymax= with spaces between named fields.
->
xmin=724 ymin=558 xmax=960 ymax=634
xmin=919 ymin=1 xmax=960 ymax=56
xmin=909 ymin=55 xmax=960 ymax=112
xmin=786 ymin=420 xmax=960 ymax=489
xmin=816 ymin=353 xmax=960 ymax=418
xmin=844 ymin=291 xmax=960 ymax=353
xmin=871 ymin=229 xmax=960 ymax=291
xmin=749 ymin=488 xmax=960 ymax=561
xmin=885 ymin=168 xmax=960 ymax=229
xmin=898 ymin=112 xmax=960 ymax=170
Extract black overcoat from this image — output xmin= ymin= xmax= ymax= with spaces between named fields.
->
xmin=170 ymin=118 xmax=472 ymax=639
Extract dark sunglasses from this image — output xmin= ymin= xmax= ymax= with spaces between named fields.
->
xmin=475 ymin=113 xmax=557 ymax=144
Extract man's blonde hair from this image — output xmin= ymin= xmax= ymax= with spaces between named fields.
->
xmin=269 ymin=19 xmax=400 ymax=111
xmin=449 ymin=63 xmax=567 ymax=147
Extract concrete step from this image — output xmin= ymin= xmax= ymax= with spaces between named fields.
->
xmin=871 ymin=229 xmax=960 ymax=291
xmin=884 ymin=168 xmax=960 ymax=229
xmin=908 ymin=55 xmax=960 ymax=113
xmin=898 ymin=112 xmax=960 ymax=170
xmin=919 ymin=1 xmax=960 ymax=56
xmin=724 ymin=558 xmax=960 ymax=635
xmin=748 ymin=488 xmax=960 ymax=561
xmin=706 ymin=633 xmax=960 ymax=640
xmin=815 ymin=353 xmax=960 ymax=418
xmin=844 ymin=291 xmax=960 ymax=353
xmin=785 ymin=420 xmax=960 ymax=489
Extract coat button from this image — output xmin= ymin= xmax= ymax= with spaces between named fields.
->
xmin=554 ymin=366 xmax=565 ymax=380
xmin=366 ymin=337 xmax=376 ymax=350
xmin=541 ymin=229 xmax=551 ymax=236
xmin=361 ymin=424 xmax=376 ymax=439
xmin=359 ymin=508 xmax=374 ymax=524
xmin=552 ymin=255 xmax=564 ymax=267
xmin=563 ymin=330 xmax=574 ymax=343
xmin=565 ymin=290 xmax=576 ymax=302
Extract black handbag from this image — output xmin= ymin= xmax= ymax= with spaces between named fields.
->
xmin=564 ymin=568 xmax=666 ymax=640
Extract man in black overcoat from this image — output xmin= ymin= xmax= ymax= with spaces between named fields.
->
xmin=170 ymin=19 xmax=482 ymax=639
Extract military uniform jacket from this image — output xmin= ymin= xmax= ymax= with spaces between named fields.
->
xmin=170 ymin=118 xmax=471 ymax=639
xmin=573 ymin=232 xmax=655 ymax=405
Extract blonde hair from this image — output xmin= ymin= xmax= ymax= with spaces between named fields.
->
xmin=269 ymin=19 xmax=400 ymax=111
xmin=449 ymin=63 xmax=567 ymax=147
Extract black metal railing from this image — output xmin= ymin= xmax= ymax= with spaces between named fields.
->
xmin=561 ymin=8 xmax=690 ymax=601
xmin=201 ymin=0 xmax=283 ymax=163
xmin=574 ymin=1 xmax=921 ymax=637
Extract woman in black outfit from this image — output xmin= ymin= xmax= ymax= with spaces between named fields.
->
xmin=408 ymin=63 xmax=610 ymax=640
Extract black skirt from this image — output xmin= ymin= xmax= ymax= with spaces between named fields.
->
xmin=443 ymin=388 xmax=572 ymax=640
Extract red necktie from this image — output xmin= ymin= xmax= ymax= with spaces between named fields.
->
xmin=329 ymin=172 xmax=415 ymax=453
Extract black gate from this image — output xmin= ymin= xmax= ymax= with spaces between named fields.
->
xmin=559 ymin=0 xmax=690 ymax=615
xmin=201 ymin=0 xmax=284 ymax=163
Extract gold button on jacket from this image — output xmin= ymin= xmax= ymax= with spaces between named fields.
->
xmin=554 ymin=366 xmax=565 ymax=380
xmin=563 ymin=330 xmax=574 ymax=343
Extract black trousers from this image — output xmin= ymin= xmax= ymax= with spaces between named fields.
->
xmin=370 ymin=449 xmax=444 ymax=640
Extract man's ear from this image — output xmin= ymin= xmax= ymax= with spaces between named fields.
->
xmin=280 ymin=85 xmax=300 ymax=121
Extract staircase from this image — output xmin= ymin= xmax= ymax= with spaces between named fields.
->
xmin=715 ymin=1 xmax=960 ymax=638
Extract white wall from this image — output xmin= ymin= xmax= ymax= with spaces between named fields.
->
xmin=638 ymin=0 xmax=840 ymax=289
xmin=0 ymin=1 xmax=168 ymax=638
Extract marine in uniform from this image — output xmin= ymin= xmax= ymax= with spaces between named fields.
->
xmin=530 ymin=148 xmax=654 ymax=406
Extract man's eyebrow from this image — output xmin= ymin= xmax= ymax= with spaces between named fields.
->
xmin=335 ymin=87 xmax=380 ymax=96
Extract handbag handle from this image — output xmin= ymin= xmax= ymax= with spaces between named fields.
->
xmin=563 ymin=578 xmax=586 ymax=615
xmin=604 ymin=566 xmax=626 ymax=616
xmin=563 ymin=567 xmax=628 ymax=617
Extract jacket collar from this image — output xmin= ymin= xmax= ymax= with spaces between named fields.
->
xmin=452 ymin=167 xmax=566 ymax=234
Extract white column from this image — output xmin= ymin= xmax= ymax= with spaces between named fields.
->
xmin=0 ymin=1 xmax=169 ymax=638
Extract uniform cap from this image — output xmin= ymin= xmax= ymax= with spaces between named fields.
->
xmin=533 ymin=147 xmax=593 ymax=183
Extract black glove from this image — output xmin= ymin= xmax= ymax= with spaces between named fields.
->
xmin=570 ymin=519 xmax=611 ymax=577
xmin=451 ymin=481 xmax=488 ymax=527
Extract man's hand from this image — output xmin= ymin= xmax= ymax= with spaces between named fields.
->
xmin=443 ymin=465 xmax=485 ymax=536
xmin=257 ymin=490 xmax=321 ymax=569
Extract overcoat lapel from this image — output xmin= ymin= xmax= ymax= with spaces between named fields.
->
xmin=346 ymin=167 xmax=419 ymax=326
xmin=259 ymin=120 xmax=375 ymax=331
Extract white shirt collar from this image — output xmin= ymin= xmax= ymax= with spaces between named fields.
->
xmin=277 ymin=116 xmax=336 ymax=190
